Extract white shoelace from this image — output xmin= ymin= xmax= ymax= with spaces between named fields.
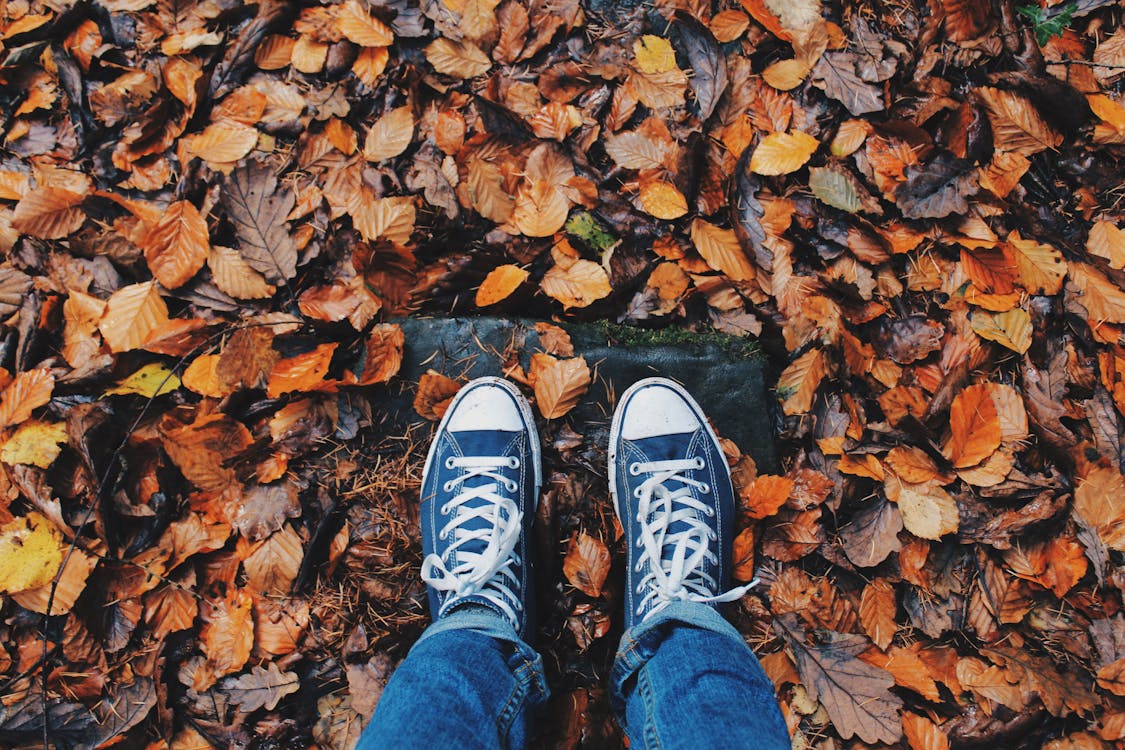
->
xmin=421 ymin=455 xmax=523 ymax=626
xmin=630 ymin=458 xmax=757 ymax=619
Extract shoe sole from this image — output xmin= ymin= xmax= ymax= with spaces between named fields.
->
xmin=607 ymin=376 xmax=728 ymax=522
xmin=421 ymin=375 xmax=543 ymax=514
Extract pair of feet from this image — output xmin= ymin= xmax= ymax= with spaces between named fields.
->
xmin=419 ymin=376 xmax=753 ymax=639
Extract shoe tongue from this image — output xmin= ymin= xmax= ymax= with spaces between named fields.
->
xmin=449 ymin=429 xmax=518 ymax=458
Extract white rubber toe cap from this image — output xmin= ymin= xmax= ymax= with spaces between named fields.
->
xmin=445 ymin=381 xmax=525 ymax=432
xmin=618 ymin=381 xmax=701 ymax=440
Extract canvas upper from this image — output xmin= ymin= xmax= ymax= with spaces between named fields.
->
xmin=419 ymin=377 xmax=541 ymax=639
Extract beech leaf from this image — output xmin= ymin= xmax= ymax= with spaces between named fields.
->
xmin=223 ymin=162 xmax=298 ymax=285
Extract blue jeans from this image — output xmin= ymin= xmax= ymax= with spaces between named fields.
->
xmin=357 ymin=602 xmax=790 ymax=749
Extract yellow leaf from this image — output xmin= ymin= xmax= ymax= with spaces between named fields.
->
xmin=970 ymin=308 xmax=1032 ymax=354
xmin=1089 ymin=221 xmax=1125 ymax=270
xmin=351 ymin=193 xmax=416 ymax=246
xmin=690 ymin=218 xmax=755 ymax=281
xmin=182 ymin=354 xmax=233 ymax=398
xmin=762 ymin=58 xmax=813 ymax=91
xmin=0 ymin=420 xmax=67 ymax=468
xmin=885 ymin=475 xmax=959 ymax=540
xmin=777 ymin=348 xmax=828 ymax=416
xmin=634 ymin=35 xmax=677 ymax=74
xmin=0 ymin=513 xmax=63 ymax=594
xmin=476 ymin=264 xmax=529 ymax=306
xmin=11 ymin=546 xmax=96 ymax=615
xmin=638 ymin=181 xmax=688 ymax=220
xmin=105 ymin=362 xmax=181 ymax=398
xmin=186 ymin=120 xmax=259 ymax=166
xmin=363 ymin=106 xmax=414 ymax=162
xmin=750 ymin=131 xmax=820 ymax=175
xmin=1070 ymin=263 xmax=1125 ymax=324
xmin=830 ymin=119 xmax=871 ymax=158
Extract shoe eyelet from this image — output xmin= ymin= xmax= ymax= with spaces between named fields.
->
xmin=629 ymin=463 xmax=641 ymax=476
xmin=439 ymin=529 xmax=448 ymax=540
xmin=708 ymin=531 xmax=717 ymax=541
xmin=440 ymin=502 xmax=451 ymax=514
xmin=445 ymin=456 xmax=456 ymax=469
xmin=699 ymin=483 xmax=710 ymax=494
xmin=506 ymin=480 xmax=518 ymax=492
xmin=508 ymin=457 xmax=520 ymax=469
xmin=694 ymin=457 xmax=706 ymax=469
xmin=634 ymin=562 xmax=643 ymax=572
xmin=635 ymin=585 xmax=643 ymax=594
xmin=443 ymin=481 xmax=455 ymax=492
xmin=633 ymin=487 xmax=643 ymax=498
xmin=705 ymin=506 xmax=715 ymax=517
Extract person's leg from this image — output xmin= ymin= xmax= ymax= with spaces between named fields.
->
xmin=357 ymin=378 xmax=548 ymax=749
xmin=607 ymin=378 xmax=789 ymax=749
xmin=610 ymin=602 xmax=789 ymax=749
xmin=358 ymin=607 xmax=547 ymax=749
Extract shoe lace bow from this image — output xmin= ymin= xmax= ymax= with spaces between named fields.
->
xmin=421 ymin=455 xmax=523 ymax=626
xmin=630 ymin=458 xmax=756 ymax=619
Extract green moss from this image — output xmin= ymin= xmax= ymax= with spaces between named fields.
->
xmin=577 ymin=321 xmax=762 ymax=361
xmin=565 ymin=211 xmax=617 ymax=252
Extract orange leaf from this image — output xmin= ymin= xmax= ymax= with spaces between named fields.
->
xmin=414 ymin=371 xmax=461 ymax=421
xmin=208 ymin=245 xmax=275 ymax=300
xmin=902 ymin=712 xmax=951 ymax=750
xmin=99 ymin=281 xmax=171 ymax=353
xmin=710 ymin=10 xmax=750 ymax=42
xmin=739 ymin=0 xmax=791 ymax=40
xmin=242 ymin=524 xmax=303 ymax=595
xmin=197 ymin=588 xmax=254 ymax=690
xmin=141 ymin=200 xmax=210 ymax=289
xmin=1089 ymin=221 xmax=1125 ymax=270
xmin=11 ymin=186 xmax=86 ymax=239
xmin=0 ymin=369 xmax=54 ymax=429
xmin=534 ymin=356 xmax=590 ymax=419
xmin=859 ymin=579 xmax=896 ymax=651
xmin=944 ymin=383 xmax=1001 ymax=468
xmin=750 ymin=131 xmax=819 ymax=175
xmin=838 ymin=453 xmax=885 ymax=480
xmin=884 ymin=446 xmax=938 ymax=484
xmin=1039 ymin=536 xmax=1087 ymax=598
xmin=336 ymin=0 xmax=394 ymax=46
xmin=732 ymin=526 xmax=757 ymax=581
xmin=638 ymin=181 xmax=688 ymax=220
xmin=690 ymin=218 xmax=755 ymax=281
xmin=540 ymin=256 xmax=611 ymax=309
xmin=777 ymin=348 xmax=828 ymax=416
xmin=363 ymin=106 xmax=414 ymax=162
xmin=186 ymin=120 xmax=259 ymax=165
xmin=160 ymin=413 xmax=252 ymax=492
xmin=358 ymin=323 xmax=404 ymax=385
xmin=563 ymin=532 xmax=610 ymax=597
xmin=182 ymin=354 xmax=232 ymax=398
xmin=647 ymin=262 xmax=691 ymax=301
xmin=267 ymin=343 xmax=338 ymax=398
xmin=742 ymin=474 xmax=793 ymax=519
xmin=476 ymin=265 xmax=529 ymax=306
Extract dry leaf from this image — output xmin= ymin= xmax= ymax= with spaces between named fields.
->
xmin=363 ymin=107 xmax=414 ymax=162
xmin=691 ymin=218 xmax=755 ymax=281
xmin=414 ymin=371 xmax=461 ymax=420
xmin=534 ymin=356 xmax=590 ymax=419
xmin=563 ymin=532 xmax=610 ymax=597
xmin=944 ymin=384 xmax=1001 ymax=468
xmin=476 ymin=264 xmax=529 ymax=306
xmin=750 ymin=131 xmax=819 ymax=175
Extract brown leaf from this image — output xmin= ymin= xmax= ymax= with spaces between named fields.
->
xmin=160 ymin=413 xmax=252 ymax=492
xmin=208 ymin=245 xmax=275 ymax=299
xmin=540 ymin=253 xmax=611 ymax=309
xmin=563 ymin=532 xmax=610 ymax=597
xmin=11 ymin=186 xmax=86 ymax=239
xmin=363 ymin=106 xmax=414 ymax=162
xmin=691 ymin=218 xmax=755 ymax=281
xmin=0 ymin=368 xmax=54 ymax=429
xmin=217 ymin=327 xmax=278 ymax=391
xmin=776 ymin=614 xmax=904 ymax=744
xmin=732 ymin=526 xmax=756 ymax=582
xmin=859 ymin=579 xmax=897 ymax=651
xmin=98 ymin=281 xmax=171 ymax=353
xmin=358 ymin=323 xmax=404 ymax=385
xmin=197 ymin=588 xmax=254 ymax=690
xmin=222 ymin=662 xmax=300 ymax=712
xmin=223 ymin=162 xmax=297 ymax=284
xmin=977 ymin=87 xmax=1062 ymax=155
xmin=140 ymin=200 xmax=210 ymax=289
xmin=840 ymin=496 xmax=903 ymax=568
xmin=267 ymin=343 xmax=337 ymax=398
xmin=414 ymin=370 xmax=461 ymax=420
xmin=533 ymin=355 xmax=590 ymax=419
xmin=243 ymin=523 xmax=303 ymax=595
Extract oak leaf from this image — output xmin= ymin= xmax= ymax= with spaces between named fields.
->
xmin=223 ymin=662 xmax=301 ymax=713
xmin=534 ymin=356 xmax=590 ymax=419
xmin=563 ymin=532 xmax=611 ymax=597
xmin=776 ymin=615 xmax=903 ymax=744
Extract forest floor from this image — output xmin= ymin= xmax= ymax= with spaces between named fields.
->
xmin=0 ymin=0 xmax=1123 ymax=747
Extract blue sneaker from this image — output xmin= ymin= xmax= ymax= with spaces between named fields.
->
xmin=419 ymin=377 xmax=541 ymax=638
xmin=609 ymin=377 xmax=755 ymax=629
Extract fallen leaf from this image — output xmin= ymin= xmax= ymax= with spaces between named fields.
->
xmin=98 ymin=281 xmax=171 ymax=353
xmin=267 ymin=343 xmax=338 ymax=398
xmin=563 ymin=532 xmax=610 ymax=597
xmin=476 ymin=264 xmax=529 ymax=306
xmin=222 ymin=662 xmax=300 ymax=712
xmin=414 ymin=371 xmax=461 ymax=420
xmin=750 ymin=131 xmax=819 ymax=175
xmin=223 ymin=162 xmax=298 ymax=285
xmin=860 ymin=579 xmax=897 ymax=651
xmin=743 ymin=475 xmax=794 ymax=519
xmin=638 ymin=181 xmax=689 ymax=219
xmin=0 ymin=369 xmax=55 ymax=429
xmin=0 ymin=512 xmax=62 ymax=594
xmin=534 ymin=356 xmax=590 ymax=419
xmin=363 ymin=106 xmax=414 ymax=162
xmin=541 ymin=258 xmax=612 ymax=309
xmin=691 ymin=218 xmax=755 ymax=281
xmin=0 ymin=420 xmax=68 ymax=468
xmin=885 ymin=475 xmax=960 ymax=541
xmin=105 ymin=362 xmax=181 ymax=398
xmin=944 ymin=384 xmax=1002 ymax=468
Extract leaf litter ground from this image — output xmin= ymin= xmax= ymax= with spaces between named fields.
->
xmin=0 ymin=0 xmax=1124 ymax=747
